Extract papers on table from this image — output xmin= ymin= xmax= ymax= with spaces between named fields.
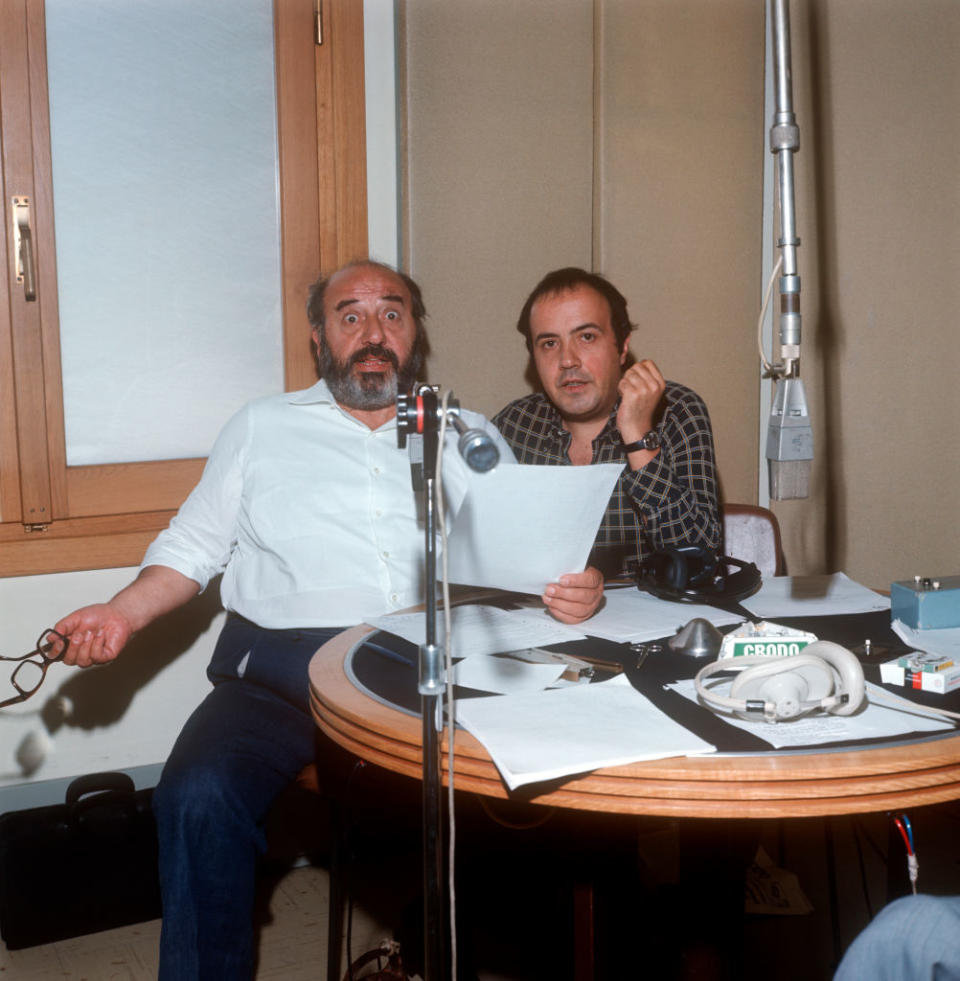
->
xmin=893 ymin=620 xmax=960 ymax=660
xmin=445 ymin=462 xmax=623 ymax=595
xmin=364 ymin=604 xmax=585 ymax=657
xmin=366 ymin=605 xmax=589 ymax=695
xmin=669 ymin=679 xmax=953 ymax=749
xmin=454 ymin=674 xmax=716 ymax=791
xmin=741 ymin=572 xmax=890 ymax=619
xmin=578 ymin=587 xmax=743 ymax=643
xmin=451 ymin=656 xmax=569 ymax=695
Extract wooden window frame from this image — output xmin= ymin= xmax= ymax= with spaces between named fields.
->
xmin=0 ymin=0 xmax=368 ymax=577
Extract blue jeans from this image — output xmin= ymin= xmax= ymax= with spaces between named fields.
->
xmin=153 ymin=615 xmax=344 ymax=980
xmin=834 ymin=894 xmax=960 ymax=981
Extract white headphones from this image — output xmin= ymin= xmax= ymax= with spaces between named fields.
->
xmin=694 ymin=640 xmax=866 ymax=722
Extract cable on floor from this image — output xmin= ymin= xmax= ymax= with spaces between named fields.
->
xmin=892 ymin=813 xmax=918 ymax=894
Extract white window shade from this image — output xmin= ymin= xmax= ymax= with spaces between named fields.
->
xmin=46 ymin=0 xmax=283 ymax=466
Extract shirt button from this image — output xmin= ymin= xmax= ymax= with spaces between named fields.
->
xmin=372 ymin=467 xmax=381 ymax=475
xmin=382 ymin=550 xmax=390 ymax=559
xmin=390 ymin=593 xmax=399 ymax=604
xmin=375 ymin=508 xmax=383 ymax=517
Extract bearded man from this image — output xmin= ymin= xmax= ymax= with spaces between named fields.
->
xmin=52 ymin=260 xmax=519 ymax=980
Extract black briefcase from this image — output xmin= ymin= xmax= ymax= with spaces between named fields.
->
xmin=0 ymin=771 xmax=162 ymax=949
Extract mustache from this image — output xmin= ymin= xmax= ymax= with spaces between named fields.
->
xmin=558 ymin=370 xmax=590 ymax=385
xmin=350 ymin=344 xmax=400 ymax=371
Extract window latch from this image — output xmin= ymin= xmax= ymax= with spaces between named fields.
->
xmin=12 ymin=196 xmax=37 ymax=302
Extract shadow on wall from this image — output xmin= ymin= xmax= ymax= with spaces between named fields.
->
xmin=807 ymin=3 xmax=843 ymax=575
xmin=39 ymin=581 xmax=224 ymax=736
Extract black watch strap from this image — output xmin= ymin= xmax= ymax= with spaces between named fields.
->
xmin=622 ymin=430 xmax=661 ymax=453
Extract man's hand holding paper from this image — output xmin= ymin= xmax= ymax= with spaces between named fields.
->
xmin=542 ymin=567 xmax=605 ymax=624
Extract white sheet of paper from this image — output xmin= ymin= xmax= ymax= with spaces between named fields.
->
xmin=364 ymin=605 xmax=586 ymax=657
xmin=445 ymin=462 xmax=623 ymax=594
xmin=892 ymin=620 xmax=960 ymax=660
xmin=454 ymin=673 xmax=716 ymax=791
xmin=741 ymin=573 xmax=890 ymax=618
xmin=669 ymin=678 xmax=953 ymax=749
xmin=580 ymin=587 xmax=744 ymax=643
xmin=452 ymin=657 xmax=568 ymax=694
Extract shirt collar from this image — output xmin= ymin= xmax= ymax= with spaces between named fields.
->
xmin=286 ymin=378 xmax=399 ymax=431
xmin=546 ymin=394 xmax=621 ymax=443
xmin=286 ymin=378 xmax=337 ymax=405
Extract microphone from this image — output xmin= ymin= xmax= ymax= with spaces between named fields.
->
xmin=766 ymin=376 xmax=812 ymax=500
xmin=396 ymin=386 xmax=500 ymax=475
xmin=448 ymin=414 xmax=499 ymax=473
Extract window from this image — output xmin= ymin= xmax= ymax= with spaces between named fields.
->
xmin=0 ymin=0 xmax=368 ymax=576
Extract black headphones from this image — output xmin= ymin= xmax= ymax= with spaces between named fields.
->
xmin=632 ymin=546 xmax=762 ymax=606
xmin=694 ymin=640 xmax=866 ymax=722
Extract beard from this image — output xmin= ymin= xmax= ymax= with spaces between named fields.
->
xmin=318 ymin=332 xmax=425 ymax=411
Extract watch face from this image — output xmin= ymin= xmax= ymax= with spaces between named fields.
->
xmin=622 ymin=431 xmax=660 ymax=453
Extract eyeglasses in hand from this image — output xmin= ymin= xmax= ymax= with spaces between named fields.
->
xmin=0 ymin=629 xmax=69 ymax=709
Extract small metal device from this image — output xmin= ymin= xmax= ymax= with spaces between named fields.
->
xmin=852 ymin=638 xmax=887 ymax=658
xmin=667 ymin=618 xmax=724 ymax=659
xmin=631 ymin=642 xmax=663 ymax=670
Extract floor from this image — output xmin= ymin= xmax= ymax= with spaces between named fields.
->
xmin=0 ymin=863 xmax=388 ymax=981
xmin=2 ymin=795 xmax=960 ymax=980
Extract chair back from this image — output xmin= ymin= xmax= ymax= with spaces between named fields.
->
xmin=722 ymin=503 xmax=785 ymax=578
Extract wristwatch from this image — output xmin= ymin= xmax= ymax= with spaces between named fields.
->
xmin=621 ymin=430 xmax=661 ymax=453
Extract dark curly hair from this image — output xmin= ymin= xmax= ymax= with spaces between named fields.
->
xmin=516 ymin=267 xmax=635 ymax=353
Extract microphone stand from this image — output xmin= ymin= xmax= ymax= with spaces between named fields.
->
xmin=396 ymin=385 xmax=448 ymax=981
xmin=396 ymin=384 xmax=499 ymax=981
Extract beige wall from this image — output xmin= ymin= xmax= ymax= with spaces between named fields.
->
xmin=777 ymin=0 xmax=960 ymax=587
xmin=401 ymin=0 xmax=595 ymax=415
xmin=596 ymin=1 xmax=764 ymax=508
xmin=402 ymin=0 xmax=960 ymax=590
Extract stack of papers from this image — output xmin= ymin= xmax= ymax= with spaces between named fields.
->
xmin=892 ymin=620 xmax=960 ymax=661
xmin=365 ymin=605 xmax=588 ymax=695
xmin=364 ymin=605 xmax=585 ymax=657
xmin=579 ymin=587 xmax=743 ymax=643
xmin=454 ymin=674 xmax=716 ymax=791
xmin=742 ymin=572 xmax=890 ymax=618
xmin=670 ymin=679 xmax=953 ymax=749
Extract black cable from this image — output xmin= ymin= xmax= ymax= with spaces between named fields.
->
xmin=851 ymin=819 xmax=874 ymax=921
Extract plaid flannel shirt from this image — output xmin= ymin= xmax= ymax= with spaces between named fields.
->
xmin=493 ymin=382 xmax=721 ymax=576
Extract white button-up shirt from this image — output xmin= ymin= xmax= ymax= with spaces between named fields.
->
xmin=142 ymin=380 xmax=515 ymax=628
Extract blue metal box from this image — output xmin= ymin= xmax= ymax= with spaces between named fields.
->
xmin=890 ymin=576 xmax=960 ymax=630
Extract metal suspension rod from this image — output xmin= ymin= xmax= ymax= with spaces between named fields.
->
xmin=765 ymin=0 xmax=813 ymax=500
xmin=770 ymin=0 xmax=802 ymax=374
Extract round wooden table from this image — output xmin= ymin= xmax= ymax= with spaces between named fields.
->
xmin=309 ymin=623 xmax=960 ymax=819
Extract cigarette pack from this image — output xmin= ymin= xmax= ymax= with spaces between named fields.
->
xmin=896 ymin=652 xmax=955 ymax=673
xmin=880 ymin=654 xmax=960 ymax=694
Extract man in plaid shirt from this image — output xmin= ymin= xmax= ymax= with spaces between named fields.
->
xmin=494 ymin=267 xmax=721 ymax=588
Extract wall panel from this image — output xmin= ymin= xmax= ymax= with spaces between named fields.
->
xmin=402 ymin=0 xmax=595 ymax=417
xmin=597 ymin=0 xmax=764 ymax=508
xmin=774 ymin=0 xmax=960 ymax=587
